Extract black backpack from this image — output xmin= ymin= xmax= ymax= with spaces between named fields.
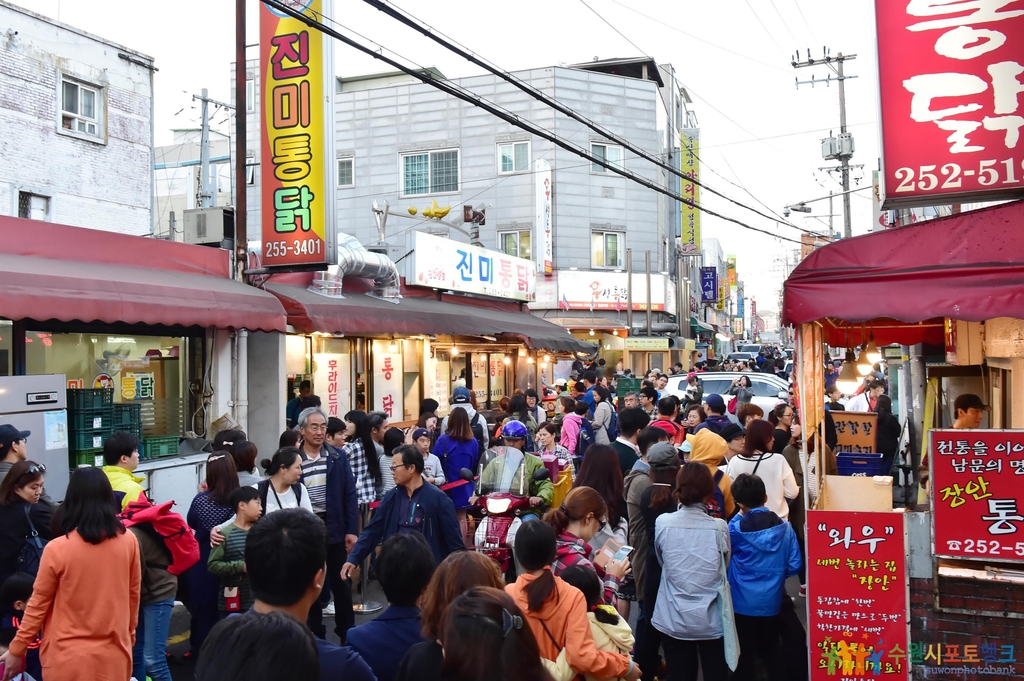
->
xmin=469 ymin=412 xmax=486 ymax=457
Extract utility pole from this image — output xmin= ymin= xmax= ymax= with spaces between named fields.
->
xmin=192 ymin=89 xmax=235 ymax=209
xmin=793 ymin=49 xmax=857 ymax=238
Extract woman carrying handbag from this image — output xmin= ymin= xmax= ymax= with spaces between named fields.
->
xmin=0 ymin=460 xmax=53 ymax=587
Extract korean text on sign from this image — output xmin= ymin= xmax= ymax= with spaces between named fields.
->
xmin=931 ymin=429 xmax=1024 ymax=562
xmin=807 ymin=510 xmax=909 ymax=680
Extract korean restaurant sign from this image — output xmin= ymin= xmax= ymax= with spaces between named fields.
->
xmin=411 ymin=231 xmax=536 ymax=302
xmin=875 ymin=2 xmax=1024 ymax=209
xmin=679 ymin=128 xmax=701 ymax=253
xmin=807 ymin=510 xmax=910 ymax=680
xmin=260 ymin=0 xmax=337 ymax=267
xmin=372 ymin=341 xmax=404 ymax=421
xmin=931 ymin=429 xmax=1024 ymax=563
xmin=532 ymin=270 xmax=671 ymax=311
xmin=534 ymin=158 xmax=553 ymax=276
xmin=313 ymin=352 xmax=350 ymax=418
xmin=700 ymin=267 xmax=718 ymax=302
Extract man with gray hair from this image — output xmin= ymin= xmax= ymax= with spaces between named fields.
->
xmin=297 ymin=405 xmax=359 ymax=643
xmin=623 ymin=392 xmax=641 ymax=410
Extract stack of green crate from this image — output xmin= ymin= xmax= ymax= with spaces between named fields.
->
xmin=67 ymin=388 xmax=114 ymax=468
xmin=141 ymin=436 xmax=180 ymax=460
xmin=111 ymin=403 xmax=143 ymax=440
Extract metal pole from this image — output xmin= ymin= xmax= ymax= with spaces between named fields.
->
xmin=199 ymin=88 xmax=212 ymax=208
xmin=645 ymin=251 xmax=653 ymax=338
xmin=838 ymin=55 xmax=852 ymax=239
xmin=234 ymin=0 xmax=248 ymax=282
xmin=626 ymin=249 xmax=633 ymax=334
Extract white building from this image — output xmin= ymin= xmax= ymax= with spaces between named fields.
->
xmin=154 ymin=128 xmax=233 ymax=240
xmin=0 ymin=0 xmax=155 ymax=234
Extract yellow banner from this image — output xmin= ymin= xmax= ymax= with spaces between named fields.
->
xmin=680 ymin=128 xmax=701 ymax=255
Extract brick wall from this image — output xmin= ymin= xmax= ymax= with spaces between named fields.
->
xmin=910 ymin=577 xmax=1024 ymax=679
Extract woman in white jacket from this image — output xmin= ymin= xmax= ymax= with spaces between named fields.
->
xmin=725 ymin=420 xmax=799 ymax=521
xmin=592 ymin=385 xmax=614 ymax=445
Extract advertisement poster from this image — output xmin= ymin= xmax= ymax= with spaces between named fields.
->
xmin=372 ymin=341 xmax=404 ymax=421
xmin=411 ymin=231 xmax=537 ymax=302
xmin=807 ymin=510 xmax=909 ymax=680
xmin=699 ymin=267 xmax=718 ymax=302
xmin=429 ymin=358 xmax=450 ymax=416
xmin=260 ymin=0 xmax=335 ymax=266
xmin=121 ymin=371 xmax=155 ymax=401
xmin=489 ymin=355 xmax=506 ymax=401
xmin=535 ymin=158 xmax=553 ymax=275
xmin=679 ymin=128 xmax=701 ymax=253
xmin=931 ymin=429 xmax=1024 ymax=563
xmin=832 ymin=412 xmax=879 ymax=454
xmin=44 ymin=410 xmax=68 ymax=451
xmin=313 ymin=352 xmax=350 ymax=419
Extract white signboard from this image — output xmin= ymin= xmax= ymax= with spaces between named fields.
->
xmin=429 ymin=354 xmax=451 ymax=417
xmin=411 ymin=231 xmax=537 ymax=301
xmin=313 ymin=352 xmax=350 ymax=419
xmin=535 ymin=158 xmax=553 ymax=275
xmin=489 ymin=355 xmax=506 ymax=401
xmin=532 ymin=270 xmax=672 ymax=311
xmin=372 ymin=341 xmax=404 ymax=421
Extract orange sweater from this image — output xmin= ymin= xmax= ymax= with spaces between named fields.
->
xmin=506 ymin=570 xmax=631 ymax=679
xmin=9 ymin=529 xmax=141 ymax=681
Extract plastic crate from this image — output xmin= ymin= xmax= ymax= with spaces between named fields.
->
xmin=71 ymin=429 xmax=110 ymax=452
xmin=70 ymin=408 xmax=113 ymax=432
xmin=111 ymin=403 xmax=143 ymax=438
xmin=67 ymin=388 xmax=114 ymax=411
xmin=142 ymin=436 xmax=181 ymax=459
xmin=71 ymin=449 xmax=104 ymax=468
xmin=837 ymin=452 xmax=886 ymax=477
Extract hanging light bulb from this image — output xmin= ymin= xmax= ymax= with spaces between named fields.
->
xmin=527 ymin=356 xmax=535 ymax=364
xmin=518 ymin=348 xmax=527 ymax=357
xmin=450 ymin=346 xmax=459 ymax=357
xmin=543 ymin=355 xmax=551 ymax=364
xmin=835 ymin=348 xmax=862 ymax=394
xmin=612 ymin=329 xmax=619 ymax=336
xmin=856 ymin=345 xmax=873 ymax=376
xmin=502 ymin=355 xmax=511 ymax=366
xmin=864 ymin=331 xmax=882 ymax=365
xmin=589 ymin=329 xmax=595 ymax=336
xmin=388 ymin=337 xmax=398 ymax=353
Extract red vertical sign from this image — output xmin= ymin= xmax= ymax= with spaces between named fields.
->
xmin=807 ymin=510 xmax=909 ymax=680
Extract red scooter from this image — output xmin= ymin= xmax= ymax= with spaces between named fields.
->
xmin=460 ymin=447 xmax=550 ymax=576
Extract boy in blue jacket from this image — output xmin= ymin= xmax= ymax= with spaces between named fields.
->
xmin=728 ymin=473 xmax=802 ymax=681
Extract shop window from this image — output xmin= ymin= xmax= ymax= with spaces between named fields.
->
xmin=591 ymin=230 xmax=624 ymax=268
xmin=591 ymin=142 xmax=623 ymax=173
xmin=499 ymin=230 xmax=531 ymax=259
xmin=401 ymin=149 xmax=459 ymax=196
xmin=25 ymin=332 xmax=184 ymax=436
xmin=498 ymin=141 xmax=529 ymax=174
xmin=60 ymin=76 xmax=104 ymax=141
xmin=18 ymin=192 xmax=50 ymax=221
xmin=0 ymin=321 xmax=11 ymax=376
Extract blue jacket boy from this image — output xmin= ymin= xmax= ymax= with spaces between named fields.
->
xmin=728 ymin=506 xmax=802 ymax=617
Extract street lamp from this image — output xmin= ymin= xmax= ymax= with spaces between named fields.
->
xmin=835 ymin=349 xmax=862 ymax=394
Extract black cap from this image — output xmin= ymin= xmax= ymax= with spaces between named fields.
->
xmin=953 ymin=393 xmax=987 ymax=413
xmin=718 ymin=423 xmax=745 ymax=443
xmin=0 ymin=424 xmax=31 ymax=448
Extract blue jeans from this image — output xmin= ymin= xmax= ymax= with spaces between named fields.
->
xmin=132 ymin=597 xmax=175 ymax=681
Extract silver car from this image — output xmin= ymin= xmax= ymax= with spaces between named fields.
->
xmin=665 ymin=372 xmax=790 ymax=423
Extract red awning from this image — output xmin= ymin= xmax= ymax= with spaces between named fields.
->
xmin=0 ymin=217 xmax=286 ymax=332
xmin=783 ymin=200 xmax=1024 ymax=345
xmin=267 ymin=276 xmax=598 ymax=354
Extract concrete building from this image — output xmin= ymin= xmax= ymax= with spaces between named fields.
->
xmin=153 ymin=128 xmax=233 ymax=240
xmin=0 ymin=0 xmax=155 ymax=234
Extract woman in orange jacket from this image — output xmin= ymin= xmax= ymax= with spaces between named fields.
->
xmin=505 ymin=521 xmax=641 ymax=681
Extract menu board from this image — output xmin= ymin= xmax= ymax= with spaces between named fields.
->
xmin=807 ymin=510 xmax=909 ymax=680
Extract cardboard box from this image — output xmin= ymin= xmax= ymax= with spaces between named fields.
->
xmin=816 ymin=474 xmax=894 ymax=511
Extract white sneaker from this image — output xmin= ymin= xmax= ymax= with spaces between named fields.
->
xmin=322 ymin=602 xmax=336 ymax=615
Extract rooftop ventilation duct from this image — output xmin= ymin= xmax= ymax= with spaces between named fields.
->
xmin=309 ymin=234 xmax=401 ymax=302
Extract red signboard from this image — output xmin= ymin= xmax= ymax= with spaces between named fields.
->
xmin=807 ymin=510 xmax=909 ymax=680
xmin=931 ymin=429 xmax=1024 ymax=562
xmin=875 ymin=2 xmax=1024 ymax=209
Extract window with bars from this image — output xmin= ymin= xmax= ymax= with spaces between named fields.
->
xmin=498 ymin=230 xmax=531 ymax=259
xmin=591 ymin=143 xmax=624 ymax=173
xmin=591 ymin=230 xmax=624 ymax=268
xmin=401 ymin=149 xmax=459 ymax=195
xmin=18 ymin=192 xmax=49 ymax=221
xmin=338 ymin=158 xmax=354 ymax=187
xmin=60 ymin=77 xmax=103 ymax=139
xmin=498 ymin=141 xmax=529 ymax=174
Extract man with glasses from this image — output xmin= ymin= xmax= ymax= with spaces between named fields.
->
xmin=341 ymin=445 xmax=463 ymax=578
xmin=0 ymin=424 xmax=31 ymax=485
xmin=297 ymin=406 xmax=359 ymax=643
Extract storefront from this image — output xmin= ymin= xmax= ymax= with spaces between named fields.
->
xmin=0 ymin=216 xmax=287 ymax=502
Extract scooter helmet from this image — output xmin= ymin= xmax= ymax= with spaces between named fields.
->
xmin=501 ymin=420 xmax=529 ymax=440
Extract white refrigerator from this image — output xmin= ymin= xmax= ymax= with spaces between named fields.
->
xmin=0 ymin=374 xmax=70 ymax=501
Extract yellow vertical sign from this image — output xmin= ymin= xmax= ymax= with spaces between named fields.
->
xmin=680 ymin=128 xmax=701 ymax=255
xmin=717 ymin=283 xmax=726 ymax=310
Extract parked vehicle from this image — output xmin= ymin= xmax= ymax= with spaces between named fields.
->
xmin=666 ymin=372 xmax=789 ymax=423
xmin=727 ymin=352 xmax=756 ymax=362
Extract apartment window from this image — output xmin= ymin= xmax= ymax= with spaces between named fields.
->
xmin=498 ymin=141 xmax=529 ymax=174
xmin=246 ymin=79 xmax=255 ymax=112
xmin=60 ymin=77 xmax=102 ymax=139
xmin=591 ymin=143 xmax=624 ymax=173
xmin=592 ymin=230 xmax=624 ymax=268
xmin=18 ymin=192 xmax=49 ymax=221
xmin=338 ymin=158 xmax=354 ymax=187
xmin=401 ymin=149 xmax=459 ymax=196
xmin=245 ymin=156 xmax=256 ymax=185
xmin=498 ymin=230 xmax=531 ymax=259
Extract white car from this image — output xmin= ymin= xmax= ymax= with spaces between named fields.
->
xmin=666 ymin=372 xmax=790 ymax=423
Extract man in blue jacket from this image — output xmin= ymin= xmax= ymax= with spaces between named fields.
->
xmin=727 ymin=473 xmax=802 ymax=681
xmin=341 ymin=445 xmax=464 ymax=577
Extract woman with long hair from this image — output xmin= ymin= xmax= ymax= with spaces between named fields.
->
xmin=0 ymin=461 xmax=52 ymax=589
xmin=725 ymin=420 xmax=798 ymax=522
xmin=0 ymin=468 xmax=141 ymax=681
xmin=433 ymin=406 xmax=480 ymax=520
xmin=187 ymin=451 xmax=240 ymax=655
xmin=504 ymin=393 xmax=539 ymax=443
xmin=416 ymin=412 xmax=439 ymax=449
xmin=591 ymin=386 xmax=614 ymax=445
xmin=396 ymin=551 xmax=505 ymax=681
xmin=544 ymin=487 xmax=628 ymax=608
xmin=727 ymin=375 xmax=754 ymax=410
xmin=231 ymin=441 xmax=261 ymax=486
xmin=536 ymin=422 xmax=575 ymax=480
xmin=440 ymin=587 xmax=550 ymax=681
xmin=574 ymin=445 xmax=627 ymax=552
xmin=875 ymin=394 xmax=902 ymax=470
xmin=342 ymin=410 xmax=384 ymax=505
xmin=652 ymin=462 xmax=732 ymax=681
xmin=505 ymin=522 xmax=638 ymax=681
xmin=768 ymin=403 xmax=801 ymax=455
xmin=378 ymin=427 xmax=407 ymax=496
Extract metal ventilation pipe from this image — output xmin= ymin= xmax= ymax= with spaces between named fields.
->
xmin=310 ymin=234 xmax=402 ymax=301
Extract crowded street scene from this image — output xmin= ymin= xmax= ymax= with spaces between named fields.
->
xmin=1 ymin=0 xmax=1023 ymax=679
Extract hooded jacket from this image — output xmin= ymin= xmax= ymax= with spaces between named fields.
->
xmin=686 ymin=429 xmax=736 ymax=518
xmin=506 ymin=571 xmax=631 ymax=680
xmin=559 ymin=412 xmax=584 ymax=455
xmin=693 ymin=413 xmax=732 ymax=436
xmin=727 ymin=507 xmax=802 ymax=616
xmin=623 ymin=461 xmax=653 ymax=596
xmin=103 ymin=465 xmax=149 ymax=511
xmin=546 ymin=607 xmax=635 ymax=681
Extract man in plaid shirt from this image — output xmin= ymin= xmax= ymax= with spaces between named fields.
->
xmin=343 ymin=411 xmax=388 ymax=505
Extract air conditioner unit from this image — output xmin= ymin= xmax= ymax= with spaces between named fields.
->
xmin=184 ymin=207 xmax=235 ymax=248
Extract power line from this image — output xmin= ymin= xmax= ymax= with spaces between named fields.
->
xmin=577 ymin=0 xmax=649 ymax=56
xmin=744 ymin=0 xmax=788 ymax=58
xmin=704 ymin=121 xmax=874 ymax=149
xmin=359 ymin=0 xmax=814 ymax=233
xmin=262 ymin=0 xmax=805 ymax=246
xmin=790 ymin=0 xmax=820 ymax=45
xmin=768 ymin=0 xmax=801 ymax=46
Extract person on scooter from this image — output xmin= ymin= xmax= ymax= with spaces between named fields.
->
xmin=471 ymin=421 xmax=554 ymax=520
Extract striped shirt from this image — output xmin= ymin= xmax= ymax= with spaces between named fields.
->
xmin=300 ymin=450 xmax=329 ymax=515
xmin=207 ymin=523 xmax=254 ymax=612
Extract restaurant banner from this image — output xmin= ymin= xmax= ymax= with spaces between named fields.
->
xmin=411 ymin=231 xmax=536 ymax=302
xmin=700 ymin=267 xmax=718 ymax=302
xmin=535 ymin=158 xmax=553 ymax=275
xmin=679 ymin=128 xmax=701 ymax=253
xmin=931 ymin=429 xmax=1024 ymax=563
xmin=313 ymin=352 xmax=350 ymax=418
xmin=807 ymin=510 xmax=909 ymax=680
xmin=372 ymin=341 xmax=404 ymax=421
xmin=833 ymin=412 xmax=879 ymax=454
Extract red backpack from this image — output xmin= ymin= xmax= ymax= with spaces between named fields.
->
xmin=120 ymin=500 xmax=200 ymax=575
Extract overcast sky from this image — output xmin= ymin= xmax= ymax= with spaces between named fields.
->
xmin=28 ymin=0 xmax=880 ymax=310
